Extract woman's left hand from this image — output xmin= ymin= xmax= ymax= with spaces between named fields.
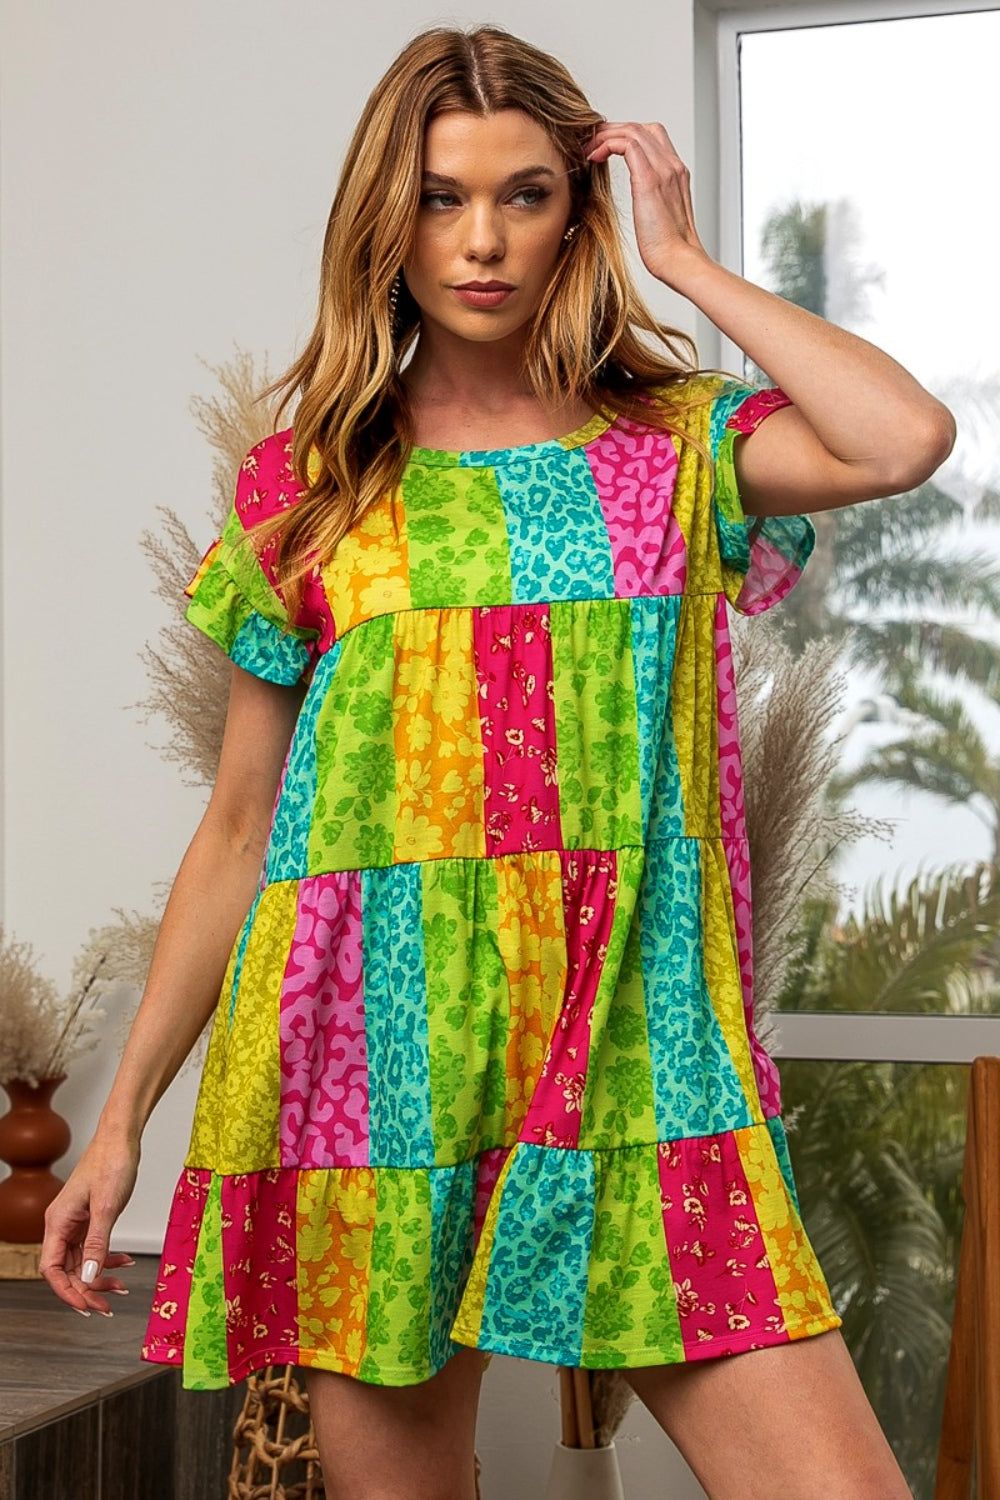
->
xmin=585 ymin=122 xmax=713 ymax=288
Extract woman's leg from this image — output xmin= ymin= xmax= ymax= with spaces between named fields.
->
xmin=303 ymin=1345 xmax=489 ymax=1500
xmin=621 ymin=1328 xmax=912 ymax=1500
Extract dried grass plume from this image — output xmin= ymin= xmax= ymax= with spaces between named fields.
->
xmin=731 ymin=614 xmax=890 ymax=1044
xmin=105 ymin=350 xmax=280 ymax=1072
xmin=132 ymin=348 xmax=281 ymax=787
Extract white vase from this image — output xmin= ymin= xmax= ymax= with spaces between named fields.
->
xmin=542 ymin=1439 xmax=626 ymax=1500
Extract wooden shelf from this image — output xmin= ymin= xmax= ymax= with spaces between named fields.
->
xmin=0 ymin=1256 xmax=244 ymax=1500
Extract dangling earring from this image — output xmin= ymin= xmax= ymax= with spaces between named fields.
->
xmin=563 ymin=222 xmax=580 ymax=244
xmin=388 ymin=269 xmax=401 ymax=330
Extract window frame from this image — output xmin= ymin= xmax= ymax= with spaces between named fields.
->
xmin=699 ymin=0 xmax=1000 ymax=1064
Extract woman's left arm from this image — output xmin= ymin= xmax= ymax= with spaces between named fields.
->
xmin=586 ymin=121 xmax=958 ymax=516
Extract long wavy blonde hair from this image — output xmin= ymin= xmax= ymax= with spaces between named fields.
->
xmin=250 ymin=23 xmax=736 ymax=619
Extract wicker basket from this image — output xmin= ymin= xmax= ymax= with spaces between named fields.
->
xmin=228 ymin=1363 xmax=483 ymax=1499
xmin=229 ymin=1366 xmax=323 ymax=1500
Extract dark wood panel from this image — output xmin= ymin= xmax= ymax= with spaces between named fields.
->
xmin=14 ymin=1404 xmax=98 ymax=1500
xmin=1 ymin=1258 xmax=278 ymax=1497
xmin=100 ymin=1373 xmax=176 ymax=1500
xmin=0 ymin=1440 xmax=14 ymax=1500
xmin=0 ymin=1257 xmax=162 ymax=1441
xmin=174 ymin=1379 xmax=248 ymax=1500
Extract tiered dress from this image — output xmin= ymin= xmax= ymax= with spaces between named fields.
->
xmin=141 ymin=373 xmax=841 ymax=1390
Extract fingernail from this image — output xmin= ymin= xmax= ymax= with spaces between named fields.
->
xmin=75 ymin=1306 xmax=92 ymax=1318
xmin=109 ymin=1288 xmax=130 ymax=1296
xmin=98 ymin=1309 xmax=115 ymax=1319
xmin=120 ymin=1256 xmax=137 ymax=1266
xmin=82 ymin=1260 xmax=99 ymax=1284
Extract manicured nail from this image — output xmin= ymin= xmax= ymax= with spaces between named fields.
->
xmin=75 ymin=1306 xmax=92 ymax=1318
xmin=82 ymin=1260 xmax=99 ymax=1284
xmin=120 ymin=1256 xmax=137 ymax=1266
xmin=109 ymin=1287 xmax=130 ymax=1296
xmin=97 ymin=1309 xmax=114 ymax=1319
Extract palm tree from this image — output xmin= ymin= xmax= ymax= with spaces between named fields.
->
xmin=835 ymin=680 xmax=1000 ymax=866
xmin=746 ymin=199 xmax=1000 ymax=697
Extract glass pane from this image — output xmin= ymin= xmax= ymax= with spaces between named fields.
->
xmin=739 ymin=15 xmax=1000 ymax=1014
xmin=778 ymin=1058 xmax=969 ymax=1498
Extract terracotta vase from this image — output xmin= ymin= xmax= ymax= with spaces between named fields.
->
xmin=0 ymin=1074 xmax=71 ymax=1242
xmin=542 ymin=1440 xmax=626 ymax=1500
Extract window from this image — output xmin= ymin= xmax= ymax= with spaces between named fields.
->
xmin=703 ymin=8 xmax=1000 ymax=1492
xmin=712 ymin=0 xmax=1000 ymax=1030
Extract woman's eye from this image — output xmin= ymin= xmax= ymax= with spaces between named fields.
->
xmin=418 ymin=187 xmax=551 ymax=210
xmin=510 ymin=186 xmax=550 ymax=207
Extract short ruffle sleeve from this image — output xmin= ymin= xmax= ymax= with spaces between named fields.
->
xmin=184 ymin=477 xmax=319 ymax=688
xmin=709 ymin=378 xmax=816 ymax=616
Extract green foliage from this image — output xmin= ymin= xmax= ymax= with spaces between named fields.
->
xmin=774 ymin=865 xmax=999 ymax=1495
xmin=780 ymin=1055 xmax=967 ymax=1496
xmin=751 ymin=190 xmax=1000 ymax=1497
xmin=778 ymin=863 xmax=1000 ymax=1016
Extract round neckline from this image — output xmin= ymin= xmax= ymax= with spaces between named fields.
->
xmin=406 ymin=406 xmax=615 ymax=466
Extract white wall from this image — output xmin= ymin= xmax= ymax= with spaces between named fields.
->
xmin=1 ymin=4 xmax=718 ymax=1493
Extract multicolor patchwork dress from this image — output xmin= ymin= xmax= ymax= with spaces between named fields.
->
xmin=141 ymin=372 xmax=842 ymax=1390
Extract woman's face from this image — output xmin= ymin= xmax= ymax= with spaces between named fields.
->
xmin=403 ymin=109 xmax=574 ymax=346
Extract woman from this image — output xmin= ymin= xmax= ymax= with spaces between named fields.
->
xmin=41 ymin=23 xmax=951 ymax=1500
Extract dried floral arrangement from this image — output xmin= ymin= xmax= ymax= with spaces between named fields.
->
xmin=728 ymin=614 xmax=889 ymax=1040
xmin=0 ymin=919 xmax=152 ymax=1088
xmin=82 ymin=350 xmax=284 ymax=1072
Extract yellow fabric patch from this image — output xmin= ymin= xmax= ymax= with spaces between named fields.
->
xmin=495 ymin=852 xmax=568 ymax=1140
xmin=297 ymin=1168 xmax=377 ymax=1375
xmin=736 ymin=1123 xmax=836 ymax=1333
xmin=392 ymin=608 xmax=486 ymax=864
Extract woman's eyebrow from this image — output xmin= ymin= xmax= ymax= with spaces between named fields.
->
xmin=421 ymin=165 xmax=559 ymax=189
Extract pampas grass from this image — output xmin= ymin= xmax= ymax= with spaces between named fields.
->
xmin=730 ymin=613 xmax=891 ymax=1046
xmin=0 ymin=923 xmax=147 ymax=1086
xmin=132 ymin=348 xmax=279 ymax=787
xmin=0 ymin=926 xmax=62 ymax=1086
xmin=98 ymin=350 xmax=282 ymax=1071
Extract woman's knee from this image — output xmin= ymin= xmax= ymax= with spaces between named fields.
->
xmin=302 ymin=1346 xmax=488 ymax=1500
xmin=620 ymin=1332 xmax=912 ymax=1500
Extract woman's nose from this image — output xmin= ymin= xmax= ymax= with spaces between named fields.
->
xmin=463 ymin=205 xmax=505 ymax=259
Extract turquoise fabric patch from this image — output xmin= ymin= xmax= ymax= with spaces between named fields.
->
xmin=428 ymin=1160 xmax=478 ymax=1368
xmin=629 ymin=595 xmax=684 ymax=840
xmin=478 ymin=1143 xmax=596 ymax=1362
xmin=228 ymin=892 xmax=262 ymax=1029
xmin=766 ymin=1112 xmax=803 ymax=1218
xmin=638 ymin=838 xmax=754 ymax=1137
xmin=231 ymin=608 xmax=314 ymax=686
xmin=493 ymin=447 xmax=616 ymax=604
xmin=265 ymin=642 xmax=341 ymax=883
xmin=362 ymin=864 xmax=435 ymax=1167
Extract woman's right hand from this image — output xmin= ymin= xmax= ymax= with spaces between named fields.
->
xmin=39 ymin=1130 xmax=141 ymax=1316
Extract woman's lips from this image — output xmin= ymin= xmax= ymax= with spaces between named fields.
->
xmin=452 ymin=286 xmax=515 ymax=308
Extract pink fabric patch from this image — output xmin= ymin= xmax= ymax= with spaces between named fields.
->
xmin=221 ymin=1169 xmax=300 ymax=1374
xmin=279 ymin=872 xmax=370 ymax=1167
xmin=141 ymin=1167 xmax=212 ymax=1366
xmin=585 ymin=421 xmax=685 ymax=596
xmin=473 ymin=1147 xmax=511 ymax=1247
xmin=235 ymin=429 xmax=336 ymax=651
xmin=657 ymin=1132 xmax=787 ymax=1356
xmin=472 ymin=604 xmax=562 ymax=856
xmin=734 ymin=533 xmax=803 ymax=618
xmin=714 ymin=596 xmax=747 ymax=842
xmin=725 ymin=387 xmax=793 ymax=434
xmin=519 ymin=850 xmax=617 ymax=1149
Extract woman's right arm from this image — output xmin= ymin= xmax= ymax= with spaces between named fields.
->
xmin=39 ymin=661 xmax=307 ymax=1315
